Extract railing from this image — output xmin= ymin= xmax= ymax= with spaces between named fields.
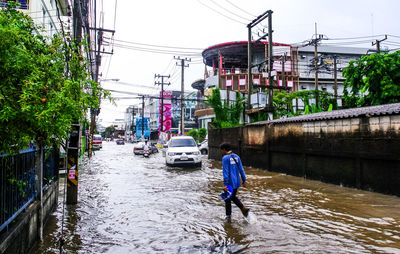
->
xmin=43 ymin=147 xmax=58 ymax=190
xmin=0 ymin=146 xmax=36 ymax=233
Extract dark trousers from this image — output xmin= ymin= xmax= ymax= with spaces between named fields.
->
xmin=225 ymin=188 xmax=244 ymax=216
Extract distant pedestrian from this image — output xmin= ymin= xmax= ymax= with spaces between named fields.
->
xmin=220 ymin=142 xmax=249 ymax=221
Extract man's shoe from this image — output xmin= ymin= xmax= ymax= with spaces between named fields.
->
xmin=225 ymin=215 xmax=232 ymax=222
xmin=242 ymin=208 xmax=250 ymax=218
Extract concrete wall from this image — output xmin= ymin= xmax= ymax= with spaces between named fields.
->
xmin=0 ymin=181 xmax=58 ymax=254
xmin=208 ymin=114 xmax=400 ymax=196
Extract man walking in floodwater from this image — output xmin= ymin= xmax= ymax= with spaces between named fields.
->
xmin=220 ymin=142 xmax=250 ymax=221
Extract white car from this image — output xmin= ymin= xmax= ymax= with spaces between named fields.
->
xmin=198 ymin=139 xmax=208 ymax=155
xmin=165 ymin=136 xmax=202 ymax=167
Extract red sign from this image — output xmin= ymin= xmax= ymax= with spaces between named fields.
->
xmin=68 ymin=170 xmax=76 ymax=180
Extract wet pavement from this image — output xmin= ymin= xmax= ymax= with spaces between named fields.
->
xmin=33 ymin=141 xmax=400 ymax=253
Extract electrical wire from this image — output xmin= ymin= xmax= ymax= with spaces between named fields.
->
xmin=326 ymin=34 xmax=387 ymax=40
xmin=196 ymin=0 xmax=246 ymax=25
xmin=209 ymin=0 xmax=251 ymax=22
xmin=113 ymin=43 xmax=202 ymax=56
xmin=113 ymin=39 xmax=204 ymax=51
xmin=224 ymin=0 xmax=256 ymax=18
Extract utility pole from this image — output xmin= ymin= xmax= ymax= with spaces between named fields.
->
xmin=333 ymin=55 xmax=338 ymax=99
xmin=247 ymin=10 xmax=273 ymax=119
xmin=311 ymin=23 xmax=323 ymax=107
xmin=247 ymin=26 xmax=252 ymax=108
xmin=88 ymin=27 xmax=115 ymax=158
xmin=155 ymin=74 xmax=170 ymax=134
xmin=67 ymin=0 xmax=85 ymax=205
xmin=267 ymin=11 xmax=273 ymax=116
xmin=141 ymin=95 xmax=145 ymax=138
xmin=174 ymin=56 xmax=191 ymax=135
xmin=281 ymin=52 xmax=287 ymax=88
xmin=372 ymin=34 xmax=387 ymax=53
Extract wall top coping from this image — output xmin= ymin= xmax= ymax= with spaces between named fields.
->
xmin=249 ymin=103 xmax=400 ymax=126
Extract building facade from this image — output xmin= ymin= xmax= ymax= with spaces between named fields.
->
xmin=193 ymin=41 xmax=371 ymax=125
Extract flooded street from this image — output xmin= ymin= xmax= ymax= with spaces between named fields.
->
xmin=34 ymin=142 xmax=400 ymax=254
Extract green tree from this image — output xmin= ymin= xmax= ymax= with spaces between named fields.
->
xmin=273 ymin=89 xmax=336 ymax=119
xmin=204 ymin=88 xmax=245 ymax=128
xmin=187 ymin=128 xmax=207 ymax=143
xmin=187 ymin=129 xmax=198 ymax=142
xmin=197 ymin=128 xmax=207 ymax=143
xmin=343 ymin=51 xmax=400 ymax=107
xmin=103 ymin=125 xmax=116 ymax=138
xmin=0 ymin=4 xmax=110 ymax=153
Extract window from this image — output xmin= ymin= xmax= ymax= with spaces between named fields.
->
xmin=169 ymin=138 xmax=196 ymax=147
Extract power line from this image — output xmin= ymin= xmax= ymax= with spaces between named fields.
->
xmin=196 ymin=0 xmax=246 ymax=25
xmin=209 ymin=0 xmax=251 ymax=22
xmin=113 ymin=39 xmax=204 ymax=51
xmin=224 ymin=0 xmax=255 ymax=18
xmin=326 ymin=34 xmax=387 ymax=41
xmin=113 ymin=43 xmax=202 ymax=56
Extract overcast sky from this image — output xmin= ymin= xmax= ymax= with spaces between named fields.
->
xmin=96 ymin=0 xmax=400 ymax=127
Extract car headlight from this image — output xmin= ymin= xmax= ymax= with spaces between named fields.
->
xmin=167 ymin=152 xmax=175 ymax=156
xmin=193 ymin=151 xmax=200 ymax=155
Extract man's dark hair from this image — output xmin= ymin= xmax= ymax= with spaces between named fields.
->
xmin=220 ymin=142 xmax=231 ymax=151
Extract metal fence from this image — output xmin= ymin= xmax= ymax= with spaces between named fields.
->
xmin=0 ymin=146 xmax=36 ymax=232
xmin=43 ymin=148 xmax=58 ymax=190
xmin=0 ymin=145 xmax=58 ymax=232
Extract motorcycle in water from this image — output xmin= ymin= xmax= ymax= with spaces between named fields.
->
xmin=143 ymin=149 xmax=150 ymax=158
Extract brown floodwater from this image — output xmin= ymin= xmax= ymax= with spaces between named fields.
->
xmin=32 ymin=142 xmax=400 ymax=253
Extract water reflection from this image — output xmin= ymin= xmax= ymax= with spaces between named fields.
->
xmin=33 ymin=142 xmax=400 ymax=253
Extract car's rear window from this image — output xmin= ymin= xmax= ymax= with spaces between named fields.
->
xmin=93 ymin=136 xmax=102 ymax=141
xmin=169 ymin=138 xmax=196 ymax=147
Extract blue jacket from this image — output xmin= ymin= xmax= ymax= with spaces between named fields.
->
xmin=222 ymin=153 xmax=246 ymax=189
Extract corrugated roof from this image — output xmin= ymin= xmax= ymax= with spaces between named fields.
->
xmin=298 ymin=45 xmax=371 ymax=55
xmin=250 ymin=103 xmax=400 ymax=125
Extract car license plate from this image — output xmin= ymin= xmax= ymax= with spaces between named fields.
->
xmin=180 ymin=156 xmax=188 ymax=160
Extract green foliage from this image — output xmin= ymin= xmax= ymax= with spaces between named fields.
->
xmin=187 ymin=129 xmax=198 ymax=141
xmin=8 ymin=178 xmax=27 ymax=198
xmin=343 ymin=51 xmax=400 ymax=107
xmin=0 ymin=5 xmax=111 ymax=153
xmin=197 ymin=128 xmax=207 ymax=143
xmin=187 ymin=128 xmax=207 ymax=143
xmin=273 ymin=90 xmax=336 ymax=118
xmin=272 ymin=90 xmax=296 ymax=119
xmin=103 ymin=125 xmax=116 ymax=138
xmin=204 ymin=88 xmax=245 ymax=128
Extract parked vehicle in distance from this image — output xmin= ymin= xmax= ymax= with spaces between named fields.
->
xmin=165 ymin=136 xmax=202 ymax=167
xmin=116 ymin=138 xmax=125 ymax=145
xmin=133 ymin=142 xmax=145 ymax=155
xmin=92 ymin=134 xmax=103 ymax=150
xmin=150 ymin=143 xmax=158 ymax=154
xmin=198 ymin=139 xmax=208 ymax=155
xmin=134 ymin=141 xmax=158 ymax=155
